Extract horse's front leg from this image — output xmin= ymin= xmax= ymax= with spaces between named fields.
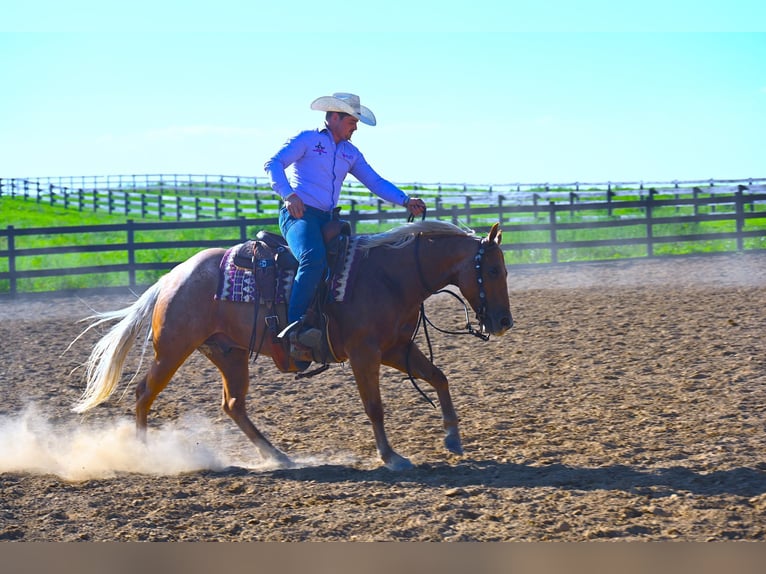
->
xmin=383 ymin=343 xmax=463 ymax=456
xmin=349 ymin=348 xmax=413 ymax=471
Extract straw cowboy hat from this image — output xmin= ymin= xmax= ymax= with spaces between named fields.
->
xmin=310 ymin=92 xmax=377 ymax=126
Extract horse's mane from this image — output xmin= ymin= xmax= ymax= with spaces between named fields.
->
xmin=359 ymin=220 xmax=475 ymax=250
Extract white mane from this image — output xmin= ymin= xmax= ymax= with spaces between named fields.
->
xmin=359 ymin=220 xmax=475 ymax=250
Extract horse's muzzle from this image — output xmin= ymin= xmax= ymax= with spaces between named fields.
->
xmin=484 ymin=313 xmax=513 ymax=336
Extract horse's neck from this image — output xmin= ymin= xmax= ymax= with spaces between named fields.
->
xmin=414 ymin=234 xmax=473 ymax=292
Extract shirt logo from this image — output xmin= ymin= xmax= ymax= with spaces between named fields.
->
xmin=313 ymin=142 xmax=327 ymax=155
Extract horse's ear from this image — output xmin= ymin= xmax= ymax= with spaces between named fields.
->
xmin=488 ymin=222 xmax=502 ymax=245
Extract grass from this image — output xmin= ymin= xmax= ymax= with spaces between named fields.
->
xmin=2 ymin=192 xmax=765 ymax=293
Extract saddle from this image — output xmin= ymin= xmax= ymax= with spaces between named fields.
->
xmin=231 ymin=216 xmax=352 ymax=374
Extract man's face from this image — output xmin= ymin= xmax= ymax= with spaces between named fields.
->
xmin=327 ymin=113 xmax=359 ymax=142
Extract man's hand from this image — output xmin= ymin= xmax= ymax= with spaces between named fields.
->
xmin=284 ymin=193 xmax=305 ymax=219
xmin=405 ymin=197 xmax=426 ymax=218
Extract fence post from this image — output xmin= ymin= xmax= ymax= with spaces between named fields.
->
xmin=548 ymin=201 xmax=558 ymax=264
xmin=569 ymin=191 xmax=578 ymax=218
xmin=735 ymin=188 xmax=745 ymax=252
xmin=464 ymin=197 xmax=471 ymax=226
xmin=127 ymin=219 xmax=136 ymax=287
xmin=349 ymin=200 xmax=358 ymax=234
xmin=78 ymin=188 xmax=84 ymax=212
xmin=7 ymin=225 xmax=16 ymax=296
xmin=736 ymin=184 xmax=753 ymax=213
xmin=176 ymin=196 xmax=182 ymax=221
xmin=693 ymin=187 xmax=701 ymax=217
xmin=645 ymin=193 xmax=654 ymax=257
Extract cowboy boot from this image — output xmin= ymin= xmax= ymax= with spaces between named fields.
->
xmin=297 ymin=327 xmax=322 ymax=350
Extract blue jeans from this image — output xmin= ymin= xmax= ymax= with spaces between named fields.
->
xmin=279 ymin=206 xmax=332 ymax=324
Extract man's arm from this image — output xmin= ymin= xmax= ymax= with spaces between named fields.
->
xmin=264 ymin=132 xmax=307 ymax=200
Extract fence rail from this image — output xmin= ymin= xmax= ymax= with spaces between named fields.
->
xmin=2 ymin=186 xmax=765 ymax=296
xmin=3 ymin=175 xmax=766 ymax=221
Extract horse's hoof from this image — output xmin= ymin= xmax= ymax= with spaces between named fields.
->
xmin=445 ymin=435 xmax=463 ymax=455
xmin=275 ymin=454 xmax=295 ymax=469
xmin=384 ymin=454 xmax=414 ymax=471
xmin=264 ymin=449 xmax=294 ymax=468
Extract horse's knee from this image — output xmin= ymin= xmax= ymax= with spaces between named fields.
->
xmin=222 ymin=396 xmax=242 ymax=417
xmin=429 ymin=369 xmax=449 ymax=390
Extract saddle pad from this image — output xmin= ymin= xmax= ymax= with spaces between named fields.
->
xmin=328 ymin=236 xmax=363 ymax=303
xmin=215 ymin=246 xmax=294 ymax=304
xmin=215 ymin=237 xmax=362 ymax=304
xmin=215 ymin=246 xmax=258 ymax=303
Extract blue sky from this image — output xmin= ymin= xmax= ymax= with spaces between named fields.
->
xmin=2 ymin=2 xmax=765 ymax=186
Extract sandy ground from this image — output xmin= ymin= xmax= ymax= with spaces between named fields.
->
xmin=1 ymin=252 xmax=765 ymax=541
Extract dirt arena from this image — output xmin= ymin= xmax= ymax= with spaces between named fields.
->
xmin=1 ymin=252 xmax=765 ymax=541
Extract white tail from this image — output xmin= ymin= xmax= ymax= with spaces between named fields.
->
xmin=71 ymin=280 xmax=163 ymax=414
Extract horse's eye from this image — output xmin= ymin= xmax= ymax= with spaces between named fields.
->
xmin=486 ymin=265 xmax=501 ymax=278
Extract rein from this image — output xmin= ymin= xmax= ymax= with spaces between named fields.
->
xmin=404 ymin=220 xmax=493 ymax=407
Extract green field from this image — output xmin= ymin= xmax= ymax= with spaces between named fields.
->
xmin=2 ymin=191 xmax=765 ymax=293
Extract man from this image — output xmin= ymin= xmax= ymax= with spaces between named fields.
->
xmin=264 ymin=92 xmax=426 ymax=361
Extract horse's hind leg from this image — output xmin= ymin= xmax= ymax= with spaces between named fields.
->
xmin=199 ymin=341 xmax=292 ymax=466
xmin=383 ymin=344 xmax=463 ymax=456
xmin=135 ymin=349 xmax=194 ymax=439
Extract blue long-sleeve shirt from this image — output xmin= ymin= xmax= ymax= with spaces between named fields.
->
xmin=264 ymin=128 xmax=409 ymax=212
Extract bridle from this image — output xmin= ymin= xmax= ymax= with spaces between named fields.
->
xmin=405 ymin=222 xmax=497 ymax=406
xmin=412 ymin=231 xmax=493 ymax=341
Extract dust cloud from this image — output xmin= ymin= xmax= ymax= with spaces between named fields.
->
xmin=0 ymin=405 xmax=357 ymax=481
xmin=0 ymin=405 xmax=231 ymax=481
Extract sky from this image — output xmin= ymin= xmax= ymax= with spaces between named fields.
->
xmin=1 ymin=1 xmax=765 ymax=187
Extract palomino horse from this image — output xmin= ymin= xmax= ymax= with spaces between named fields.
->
xmin=72 ymin=220 xmax=512 ymax=470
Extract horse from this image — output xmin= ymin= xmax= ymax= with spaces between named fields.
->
xmin=72 ymin=220 xmax=513 ymax=471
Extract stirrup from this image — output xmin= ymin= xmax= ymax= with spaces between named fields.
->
xmin=297 ymin=327 xmax=322 ymax=349
xmin=277 ymin=320 xmax=301 ymax=340
xmin=289 ymin=341 xmax=314 ymax=363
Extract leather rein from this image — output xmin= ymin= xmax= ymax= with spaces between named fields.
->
xmin=404 ymin=215 xmax=495 ymax=407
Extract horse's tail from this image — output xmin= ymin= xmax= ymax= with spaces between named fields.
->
xmin=71 ymin=279 xmax=164 ymax=414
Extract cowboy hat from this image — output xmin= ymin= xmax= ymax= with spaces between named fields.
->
xmin=310 ymin=92 xmax=377 ymax=126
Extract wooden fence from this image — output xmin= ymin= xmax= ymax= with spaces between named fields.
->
xmin=1 ymin=187 xmax=765 ymax=296
xmin=3 ymin=175 xmax=766 ymax=221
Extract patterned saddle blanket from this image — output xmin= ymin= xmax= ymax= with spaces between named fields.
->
xmin=215 ymin=235 xmax=363 ymax=305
